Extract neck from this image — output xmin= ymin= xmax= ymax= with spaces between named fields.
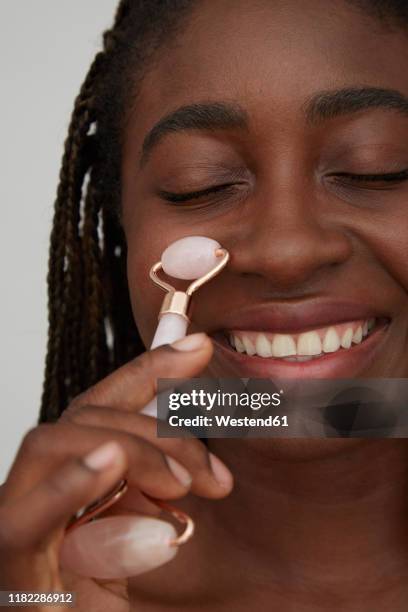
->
xmin=199 ymin=439 xmax=408 ymax=597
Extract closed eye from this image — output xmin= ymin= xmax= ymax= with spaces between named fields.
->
xmin=158 ymin=170 xmax=408 ymax=204
xmin=158 ymin=182 xmax=242 ymax=203
xmin=329 ymin=170 xmax=408 ymax=183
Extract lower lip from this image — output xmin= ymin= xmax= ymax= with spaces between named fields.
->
xmin=211 ymin=323 xmax=389 ymax=379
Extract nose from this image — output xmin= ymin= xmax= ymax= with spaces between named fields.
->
xmin=230 ymin=187 xmax=353 ymax=290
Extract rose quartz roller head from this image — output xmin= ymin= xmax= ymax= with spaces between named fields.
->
xmin=149 ymin=236 xmax=229 ymax=349
xmin=59 ymin=237 xmax=229 ymax=580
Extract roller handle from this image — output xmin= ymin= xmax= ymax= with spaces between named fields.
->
xmin=142 ymin=313 xmax=189 ymax=416
xmin=150 ymin=313 xmax=189 ymax=350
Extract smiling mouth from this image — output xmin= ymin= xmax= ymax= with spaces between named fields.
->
xmin=225 ymin=317 xmax=388 ymax=362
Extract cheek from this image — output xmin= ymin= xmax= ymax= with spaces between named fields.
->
xmin=126 ymin=249 xmax=158 ymax=348
xmin=379 ymin=224 xmax=408 ymax=295
xmin=356 ymin=208 xmax=408 ymax=301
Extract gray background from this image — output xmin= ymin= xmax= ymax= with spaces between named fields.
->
xmin=0 ymin=1 xmax=118 ymax=481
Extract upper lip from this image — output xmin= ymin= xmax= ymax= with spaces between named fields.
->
xmin=217 ymin=299 xmax=388 ymax=335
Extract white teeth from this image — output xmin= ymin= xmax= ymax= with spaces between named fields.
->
xmin=340 ymin=328 xmax=353 ymax=349
xmin=234 ymin=336 xmax=245 ymax=353
xmin=297 ymin=331 xmax=322 ymax=356
xmin=255 ymin=334 xmax=273 ymax=357
xmin=229 ymin=317 xmax=377 ymax=358
xmin=272 ymin=334 xmax=297 ymax=357
xmin=352 ymin=326 xmax=363 ymax=344
xmin=322 ymin=327 xmax=341 ymax=353
xmin=242 ymin=335 xmax=256 ymax=356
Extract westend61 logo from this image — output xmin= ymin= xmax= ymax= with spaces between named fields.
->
xmin=168 ymin=388 xmax=283 ymax=412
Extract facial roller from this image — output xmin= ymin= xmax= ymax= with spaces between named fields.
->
xmin=143 ymin=235 xmax=229 ymax=416
xmin=59 ymin=236 xmax=229 ymax=580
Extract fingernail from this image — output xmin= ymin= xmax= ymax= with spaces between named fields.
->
xmin=209 ymin=453 xmax=233 ymax=489
xmin=165 ymin=456 xmax=192 ymax=488
xmin=83 ymin=441 xmax=123 ymax=471
xmin=171 ymin=333 xmax=207 ymax=352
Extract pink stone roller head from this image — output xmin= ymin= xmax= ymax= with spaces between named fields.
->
xmin=149 ymin=236 xmax=229 ymax=350
xmin=59 ymin=237 xmax=229 ymax=580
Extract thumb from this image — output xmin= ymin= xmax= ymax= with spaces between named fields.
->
xmin=70 ymin=332 xmax=213 ymax=412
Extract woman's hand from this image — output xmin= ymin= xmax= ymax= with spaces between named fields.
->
xmin=0 ymin=333 xmax=233 ymax=611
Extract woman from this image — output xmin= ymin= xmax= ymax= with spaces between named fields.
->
xmin=1 ymin=0 xmax=408 ymax=609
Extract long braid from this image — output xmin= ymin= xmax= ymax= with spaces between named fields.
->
xmin=39 ymin=55 xmax=106 ymax=421
xmin=40 ymin=90 xmax=97 ymax=420
xmin=80 ymin=167 xmax=109 ymax=386
xmin=39 ymin=2 xmax=137 ymax=423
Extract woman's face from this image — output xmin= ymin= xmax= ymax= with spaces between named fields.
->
xmin=121 ymin=0 xmax=408 ymax=380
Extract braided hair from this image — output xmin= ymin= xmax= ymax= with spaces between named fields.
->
xmin=39 ymin=0 xmax=195 ymax=423
xmin=38 ymin=0 xmax=407 ymax=424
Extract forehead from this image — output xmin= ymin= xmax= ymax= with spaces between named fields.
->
xmin=127 ymin=0 xmax=408 ymax=144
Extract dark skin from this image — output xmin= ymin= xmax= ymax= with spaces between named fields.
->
xmin=121 ymin=0 xmax=408 ymax=609
xmin=1 ymin=1 xmax=408 ymax=611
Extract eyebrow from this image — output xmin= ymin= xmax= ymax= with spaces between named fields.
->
xmin=140 ymin=87 xmax=408 ymax=167
xmin=304 ymin=87 xmax=408 ymax=124
xmin=140 ymin=101 xmax=249 ymax=167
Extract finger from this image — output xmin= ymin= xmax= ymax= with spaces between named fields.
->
xmin=62 ymin=404 xmax=233 ymax=497
xmin=4 ymin=423 xmax=193 ymax=502
xmin=0 ymin=440 xmax=127 ymax=549
xmin=69 ymin=332 xmax=213 ymax=413
xmin=96 ymin=486 xmax=162 ymax=518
